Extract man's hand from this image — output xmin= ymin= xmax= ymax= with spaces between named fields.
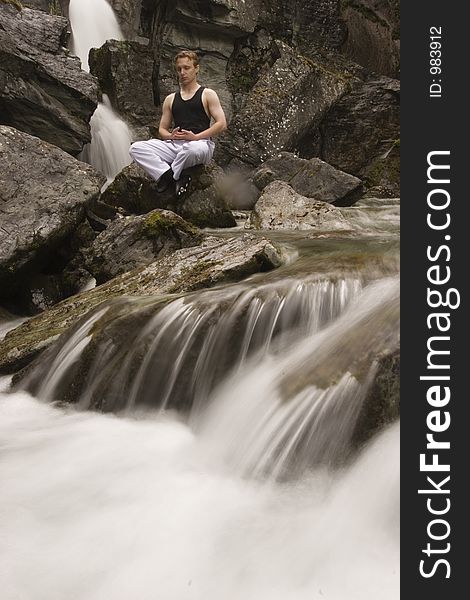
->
xmin=171 ymin=128 xmax=198 ymax=141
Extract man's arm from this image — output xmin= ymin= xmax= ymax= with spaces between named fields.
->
xmin=174 ymin=89 xmax=227 ymax=141
xmin=158 ymin=94 xmax=176 ymax=140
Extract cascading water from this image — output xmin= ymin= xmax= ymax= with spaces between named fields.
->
xmin=21 ymin=276 xmax=365 ymax=412
xmin=69 ymin=0 xmax=124 ymax=71
xmin=79 ymin=95 xmax=134 ymax=187
xmin=70 ymin=0 xmax=133 ymax=185
xmin=0 ymin=209 xmax=400 ymax=597
xmin=199 ymin=276 xmax=399 ymax=479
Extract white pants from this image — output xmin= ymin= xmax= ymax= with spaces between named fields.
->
xmin=129 ymin=138 xmax=215 ymax=182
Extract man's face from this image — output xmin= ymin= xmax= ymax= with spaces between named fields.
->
xmin=175 ymin=57 xmax=199 ymax=85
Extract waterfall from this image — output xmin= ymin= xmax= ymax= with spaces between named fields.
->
xmin=198 ymin=276 xmax=399 ymax=478
xmin=21 ymin=277 xmax=364 ymax=412
xmin=1 ymin=260 xmax=399 ymax=597
xmin=16 ymin=274 xmax=399 ymax=476
xmin=69 ymin=0 xmax=133 ymax=184
xmin=79 ymin=95 xmax=133 ymax=188
xmin=69 ymin=0 xmax=124 ymax=71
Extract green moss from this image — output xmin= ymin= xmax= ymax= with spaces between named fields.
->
xmin=1 ymin=0 xmax=23 ymax=10
xmin=142 ymin=211 xmax=199 ymax=237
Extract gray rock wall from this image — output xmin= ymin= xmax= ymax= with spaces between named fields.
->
xmin=0 ymin=3 xmax=98 ymax=155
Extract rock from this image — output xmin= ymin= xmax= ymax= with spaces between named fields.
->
xmin=0 ymin=4 xmax=99 ymax=155
xmin=0 ymin=125 xmax=105 ymax=305
xmin=215 ymin=40 xmax=356 ymax=167
xmin=84 ymin=209 xmax=203 ymax=284
xmin=340 ymin=0 xmax=400 ymax=78
xmin=352 ymin=348 xmax=400 ymax=448
xmin=89 ymin=39 xmax=160 ymax=131
xmin=226 ymin=29 xmax=280 ymax=115
xmin=246 ymin=180 xmax=349 ymax=231
xmin=316 ymin=77 xmax=400 ymax=195
xmin=176 ymin=164 xmax=237 ymax=228
xmin=101 ymin=161 xmax=236 ymax=228
xmin=287 ymin=0 xmax=347 ymax=52
xmin=0 ymin=233 xmax=283 ymax=373
xmin=22 ymin=1 xmax=68 ymax=15
xmin=252 ymin=152 xmax=363 ymax=205
xmin=169 ymin=0 xmax=260 ymax=36
xmin=107 ymin=0 xmax=142 ymax=40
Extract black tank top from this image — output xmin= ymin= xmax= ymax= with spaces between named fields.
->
xmin=171 ymin=86 xmax=211 ymax=134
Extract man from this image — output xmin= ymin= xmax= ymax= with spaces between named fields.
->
xmin=129 ymin=51 xmax=227 ymax=197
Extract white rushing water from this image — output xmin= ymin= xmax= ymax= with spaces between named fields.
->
xmin=70 ymin=0 xmax=133 ymax=185
xmin=198 ymin=276 xmax=399 ymax=478
xmin=0 ymin=273 xmax=399 ymax=598
xmin=0 ymin=388 xmax=399 ymax=600
xmin=22 ymin=276 xmax=365 ymax=412
xmin=80 ymin=95 xmax=133 ymax=188
xmin=0 ymin=317 xmax=28 ymax=342
xmin=69 ymin=0 xmax=124 ymax=70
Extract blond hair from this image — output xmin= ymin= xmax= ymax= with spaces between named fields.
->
xmin=174 ymin=51 xmax=200 ymax=67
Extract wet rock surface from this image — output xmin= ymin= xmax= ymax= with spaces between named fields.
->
xmin=253 ymin=152 xmax=363 ymax=206
xmin=0 ymin=125 xmax=105 ymax=304
xmin=247 ymin=181 xmax=349 ymax=231
xmin=340 ymin=0 xmax=400 ymax=78
xmin=353 ymin=348 xmax=400 ymax=448
xmin=89 ymin=39 xmax=159 ymax=132
xmin=0 ymin=233 xmax=283 ymax=373
xmin=0 ymin=3 xmax=99 ymax=155
xmin=101 ymin=162 xmax=236 ymax=228
xmin=84 ymin=209 xmax=203 ymax=284
xmin=216 ymin=41 xmax=357 ymax=167
xmin=318 ymin=77 xmax=400 ymax=195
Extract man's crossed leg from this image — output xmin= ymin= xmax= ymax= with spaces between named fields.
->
xmin=129 ymin=138 xmax=215 ymax=197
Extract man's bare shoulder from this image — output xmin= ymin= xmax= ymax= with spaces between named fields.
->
xmin=163 ymin=93 xmax=176 ymax=106
xmin=202 ymin=88 xmax=219 ymax=99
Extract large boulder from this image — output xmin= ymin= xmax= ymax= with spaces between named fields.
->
xmin=316 ymin=77 xmax=400 ymax=195
xmin=226 ymin=28 xmax=280 ymax=115
xmin=0 ymin=3 xmax=99 ymax=155
xmin=89 ymin=39 xmax=160 ymax=133
xmin=84 ymin=209 xmax=203 ymax=284
xmin=0 ymin=125 xmax=105 ymax=304
xmin=340 ymin=0 xmax=400 ymax=78
xmin=215 ymin=40 xmax=357 ymax=167
xmin=253 ymin=152 xmax=363 ymax=205
xmin=0 ymin=233 xmax=283 ymax=373
xmin=286 ymin=0 xmax=347 ymax=52
xmin=246 ymin=180 xmax=348 ymax=231
xmin=101 ymin=162 xmax=236 ymax=228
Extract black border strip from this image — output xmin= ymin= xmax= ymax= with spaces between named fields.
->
xmin=401 ymin=2 xmax=467 ymax=596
